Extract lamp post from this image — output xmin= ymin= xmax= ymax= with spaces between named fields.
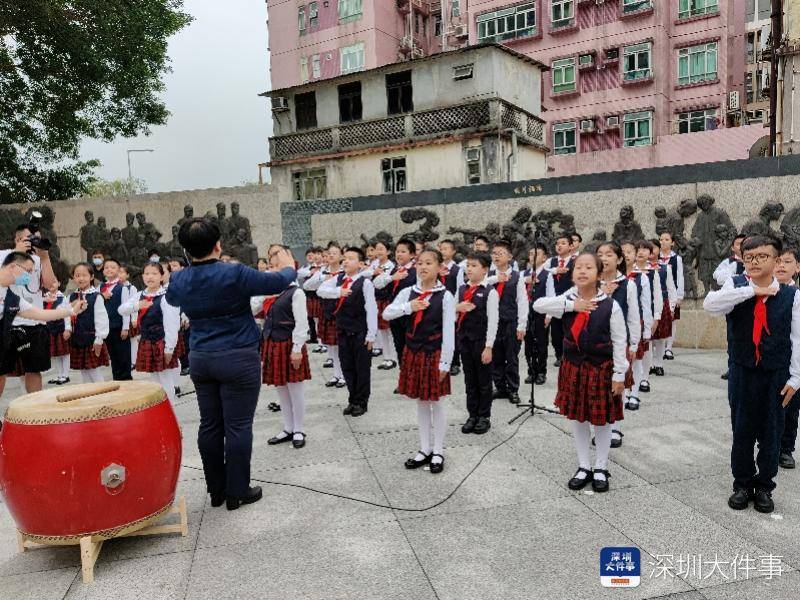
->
xmin=127 ymin=149 xmax=154 ymax=180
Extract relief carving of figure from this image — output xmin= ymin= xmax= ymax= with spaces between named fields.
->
xmin=691 ymin=194 xmax=733 ymax=295
xmin=741 ymin=202 xmax=785 ymax=239
xmin=612 ymin=205 xmax=644 ymax=242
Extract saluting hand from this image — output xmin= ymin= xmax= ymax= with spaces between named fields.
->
xmin=392 ymin=270 xmax=409 ymax=281
xmin=573 ymin=298 xmax=597 ymax=313
xmin=340 ymin=287 xmax=352 ymax=297
xmin=601 ymin=282 xmax=619 ymax=296
xmin=410 ymin=298 xmax=429 ymax=312
xmin=455 ymin=301 xmax=475 ymax=313
xmin=754 ymin=285 xmax=778 ymax=297
xmin=138 ymin=298 xmax=154 ymax=310
xmin=496 ymin=272 xmax=510 ymax=283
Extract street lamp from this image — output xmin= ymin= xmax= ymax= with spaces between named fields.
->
xmin=127 ymin=148 xmax=154 ymax=180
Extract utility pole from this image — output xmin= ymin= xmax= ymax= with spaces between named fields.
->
xmin=770 ymin=0 xmax=784 ymax=156
xmin=127 ymin=148 xmax=154 ymax=180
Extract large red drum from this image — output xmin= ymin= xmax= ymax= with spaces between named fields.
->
xmin=0 ymin=381 xmax=181 ymax=544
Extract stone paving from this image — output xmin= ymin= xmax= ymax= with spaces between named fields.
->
xmin=2 ymin=348 xmax=800 ymax=599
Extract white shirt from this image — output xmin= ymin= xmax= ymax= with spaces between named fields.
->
xmin=487 ymin=266 xmax=529 ymax=332
xmin=383 ymin=282 xmax=455 ymax=371
xmin=101 ymin=279 xmax=132 ymax=330
xmin=302 ymin=266 xmax=340 ymax=291
xmin=660 ymin=252 xmax=685 ymax=301
xmin=251 ymin=285 xmax=309 ymax=353
xmin=533 ymin=289 xmax=629 ymax=382
xmin=629 ymin=271 xmax=653 ymax=341
xmin=316 ymin=272 xmax=378 ymax=343
xmin=73 ymin=287 xmax=110 ymax=345
xmin=373 ymin=260 xmax=410 ymax=290
xmin=0 ymin=286 xmax=34 ymax=318
xmin=0 ymin=251 xmax=43 ymax=326
xmin=713 ymin=257 xmax=743 ymax=287
xmin=458 ymin=279 xmax=500 ymax=348
xmin=704 ymin=276 xmax=800 ymax=389
xmin=43 ymin=292 xmax=72 ymax=332
xmin=118 ymin=287 xmax=180 ymax=354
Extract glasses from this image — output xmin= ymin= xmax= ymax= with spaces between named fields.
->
xmin=742 ymin=253 xmax=776 ymax=265
xmin=12 ymin=264 xmax=34 ymax=274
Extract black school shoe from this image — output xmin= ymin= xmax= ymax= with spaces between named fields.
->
xmin=473 ymin=417 xmax=491 ymax=435
xmin=780 ymin=452 xmax=796 ymax=469
xmin=226 ymin=486 xmax=263 ymax=511
xmin=292 ymin=432 xmax=306 ymax=448
xmin=664 ymin=350 xmax=675 ymax=360
xmin=568 ymin=468 xmax=593 ymax=491
xmin=371 ymin=348 xmax=382 ymax=357
xmin=610 ymin=430 xmax=624 ymax=448
xmin=350 ymin=405 xmax=368 ymax=417
xmin=524 ymin=375 xmax=533 ymax=384
xmin=721 ymin=371 xmax=729 ymax=380
xmin=728 ymin=488 xmax=752 ymax=510
xmin=753 ymin=489 xmax=775 ymax=513
xmin=653 ymin=367 xmax=665 ymax=377
xmin=210 ymin=490 xmax=226 ymax=507
xmin=508 ymin=392 xmax=520 ymax=405
xmin=461 ymin=417 xmax=477 ymax=434
xmin=591 ymin=470 xmax=611 ymax=493
xmin=335 ymin=378 xmax=346 ymax=388
xmin=535 ymin=373 xmax=547 ymax=385
xmin=649 ymin=367 xmax=657 ymax=375
xmin=343 ymin=404 xmax=354 ymax=415
xmin=554 ymin=358 xmax=562 ymax=368
xmin=492 ymin=389 xmax=509 ymax=400
xmin=323 ymin=358 xmax=333 ymax=368
xmin=268 ymin=431 xmax=293 ymax=445
xmin=429 ymin=454 xmax=445 ymax=474
xmin=405 ymin=452 xmax=431 ymax=469
xmin=625 ymin=397 xmax=640 ymax=411
xmin=639 ymin=380 xmax=650 ymax=393
xmin=377 ymin=360 xmax=397 ymax=370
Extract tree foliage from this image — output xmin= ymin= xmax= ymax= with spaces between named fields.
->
xmin=85 ymin=177 xmax=148 ymax=197
xmin=0 ymin=1 xmax=192 ymax=203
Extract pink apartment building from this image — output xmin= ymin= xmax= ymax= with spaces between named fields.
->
xmin=266 ymin=0 xmax=767 ymax=177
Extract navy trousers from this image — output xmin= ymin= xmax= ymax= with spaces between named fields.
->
xmin=460 ymin=338 xmax=493 ymax=418
xmin=550 ymin=316 xmax=564 ymax=361
xmin=525 ymin=313 xmax=549 ymax=378
xmin=781 ymin=394 xmax=800 ymax=455
xmin=492 ymin=319 xmax=521 ymax=394
xmin=728 ymin=363 xmax=787 ymax=493
xmin=106 ymin=328 xmax=132 ymax=380
xmin=192 ymin=345 xmax=262 ymax=498
xmin=338 ymin=329 xmax=372 ymax=408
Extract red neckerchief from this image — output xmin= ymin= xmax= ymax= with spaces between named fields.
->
xmin=659 ymin=254 xmax=671 ymax=266
xmin=555 ymin=257 xmax=566 ymax=281
xmin=627 ymin=271 xmax=638 ymax=281
xmin=439 ymin=266 xmax=450 ymax=285
xmin=457 ymin=285 xmax=479 ymax=329
xmin=495 ymin=269 xmax=510 ymax=298
xmin=411 ymin=290 xmax=433 ymax=335
xmin=393 ymin=265 xmax=409 ymax=293
xmin=138 ymin=293 xmax=157 ymax=324
xmin=334 ymin=277 xmax=353 ymax=314
xmin=261 ymin=295 xmax=278 ymax=318
xmin=100 ymin=280 xmax=118 ymax=294
xmin=571 ymin=311 xmax=590 ymax=350
xmin=753 ymin=294 xmax=771 ymax=364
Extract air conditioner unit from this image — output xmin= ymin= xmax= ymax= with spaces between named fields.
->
xmin=271 ymin=97 xmax=290 ymax=111
xmin=466 ymin=147 xmax=481 ymax=161
xmin=454 ymin=24 xmax=469 ymax=38
xmin=578 ymin=54 xmax=595 ymax=68
xmin=605 ymin=115 xmax=620 ymax=127
xmin=580 ymin=119 xmax=596 ymax=132
xmin=411 ymin=47 xmax=425 ymax=58
xmin=728 ymin=90 xmax=741 ymax=110
xmin=596 ymin=0 xmax=605 ymax=4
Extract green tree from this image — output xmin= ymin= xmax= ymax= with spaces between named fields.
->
xmin=0 ymin=1 xmax=192 ymax=203
xmin=85 ymin=177 xmax=148 ymax=197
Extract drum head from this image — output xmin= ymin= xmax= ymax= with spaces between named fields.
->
xmin=4 ymin=381 xmax=167 ymax=426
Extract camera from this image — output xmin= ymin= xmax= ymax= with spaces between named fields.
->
xmin=26 ymin=211 xmax=52 ymax=252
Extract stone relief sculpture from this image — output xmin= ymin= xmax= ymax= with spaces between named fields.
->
xmin=79 ymin=210 xmax=102 ymax=260
xmin=691 ymin=195 xmax=734 ymax=295
xmin=400 ymin=208 xmax=440 ymax=244
xmin=741 ymin=202 xmax=784 ymax=239
xmin=612 ymin=205 xmax=644 ymax=242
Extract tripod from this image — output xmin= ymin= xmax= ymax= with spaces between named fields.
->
xmin=509 ymin=312 xmax=560 ymax=424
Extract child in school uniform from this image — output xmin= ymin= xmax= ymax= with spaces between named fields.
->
xmin=704 ymin=235 xmax=800 ymax=514
xmin=119 ymin=266 xmax=140 ymax=370
xmin=713 ymin=234 xmax=747 ymax=288
xmin=533 ymin=253 xmax=629 ymax=493
xmin=304 ymin=243 xmax=346 ymax=388
xmin=99 ymin=258 xmax=132 ymax=381
xmin=371 ymin=240 xmax=397 ymax=370
xmin=69 ymin=263 xmax=110 ymax=383
xmin=633 ymin=241 xmax=662 ymax=394
xmin=318 ymin=247 xmax=378 ymax=417
xmin=523 ymin=244 xmax=555 ymax=386
xmin=44 ymin=281 xmax=71 ymax=385
xmin=298 ymin=247 xmax=323 ymax=352
xmin=775 ymin=247 xmax=800 ymax=470
xmin=658 ymin=232 xmax=684 ymax=360
xmin=597 ymin=241 xmax=640 ymax=449
xmin=252 ymin=262 xmax=311 ymax=449
xmin=380 ymin=238 xmax=417 ymax=368
xmin=384 ymin=248 xmax=455 ymax=474
xmin=457 ymin=252 xmax=499 ymax=435
xmin=438 ymin=239 xmax=463 ymax=376
xmin=488 ymin=240 xmax=528 ymax=405
xmin=546 ymin=234 xmax=575 ymax=367
xmin=649 ymin=244 xmax=677 ymax=377
xmin=621 ymin=241 xmax=653 ymax=410
xmin=118 ymin=262 xmax=180 ymax=402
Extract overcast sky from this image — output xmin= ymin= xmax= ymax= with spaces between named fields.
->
xmin=79 ymin=0 xmax=272 ymax=193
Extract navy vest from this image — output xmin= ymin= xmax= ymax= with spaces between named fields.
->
xmin=562 ymin=297 xmax=614 ymax=365
xmin=373 ymin=262 xmax=394 ymax=301
xmin=44 ymin=296 xmax=65 ymax=335
xmin=1 ymin=289 xmax=22 ymax=352
xmin=70 ymin=292 xmax=99 ymax=348
xmin=630 ymin=274 xmax=644 ymax=320
xmin=610 ymin=279 xmax=630 ymax=340
xmin=662 ymin=254 xmax=679 ymax=287
xmin=262 ymin=287 xmax=296 ymax=342
xmin=733 ymin=259 xmax=746 ymax=275
xmin=532 ymin=269 xmax=549 ymax=302
xmin=391 ymin=264 xmax=416 ymax=300
xmin=491 ymin=270 xmax=520 ymax=323
xmin=103 ymin=283 xmax=124 ymax=330
xmin=456 ymin=283 xmax=490 ymax=345
xmin=548 ymin=256 xmax=574 ymax=295
xmin=440 ymin=263 xmax=460 ymax=295
xmin=139 ymin=295 xmax=167 ymax=342
xmin=726 ymin=276 xmax=794 ymax=370
xmin=645 ymin=269 xmax=657 ymax=313
xmin=658 ymin=265 xmax=669 ymax=301
xmin=320 ymin=269 xmax=341 ymax=321
xmin=405 ymin=289 xmax=445 ymax=353
xmin=335 ymin=274 xmax=368 ymax=334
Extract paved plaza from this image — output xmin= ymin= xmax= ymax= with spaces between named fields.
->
xmin=2 ymin=348 xmax=800 ymax=599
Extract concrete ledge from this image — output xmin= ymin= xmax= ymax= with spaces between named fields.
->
xmin=674 ymin=307 xmax=727 ymax=350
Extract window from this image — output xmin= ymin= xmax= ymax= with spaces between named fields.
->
xmin=476 ymin=3 xmax=536 ymax=43
xmin=338 ymin=81 xmax=362 ymax=123
xmin=451 ymin=0 xmax=461 ymax=17
xmin=551 ymin=0 xmax=574 ymax=27
xmin=678 ymin=42 xmax=718 ymax=85
xmin=677 ymin=108 xmax=717 ymax=134
xmin=293 ymin=169 xmax=327 ymax=201
xmin=466 ymin=148 xmax=481 ymax=184
xmin=623 ymin=43 xmax=652 ymax=81
xmin=622 ymin=0 xmax=652 ymax=13
xmin=309 ymin=2 xmax=318 ymax=27
xmin=298 ymin=6 xmax=306 ymax=33
xmin=678 ymin=0 xmax=718 ymax=19
xmin=553 ymin=122 xmax=576 ymax=154
xmin=295 ymin=92 xmax=317 ymax=130
xmin=746 ymin=32 xmax=756 ymax=64
xmin=746 ymin=72 xmax=754 ymax=103
xmin=386 ymin=70 xmax=413 ymax=115
xmin=453 ymin=63 xmax=474 ymax=80
xmin=340 ymin=42 xmax=365 ymax=75
xmin=339 ymin=0 xmax=362 ymax=21
xmin=434 ymin=15 xmax=442 ymax=37
xmin=382 ymin=158 xmax=407 ymax=194
xmin=300 ymin=56 xmax=309 ymax=83
xmin=552 ymin=57 xmax=576 ymax=93
xmin=623 ymin=111 xmax=653 ymax=147
xmin=311 ymin=54 xmax=321 ymax=79
xmin=605 ymin=47 xmax=620 ymax=61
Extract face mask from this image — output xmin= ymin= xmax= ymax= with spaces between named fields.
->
xmin=15 ymin=272 xmax=31 ymax=287
xmin=92 ymin=258 xmax=103 ymax=267
xmin=150 ymin=256 xmax=159 ymax=263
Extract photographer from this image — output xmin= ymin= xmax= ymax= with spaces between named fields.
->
xmin=0 ymin=252 xmax=87 ymax=399
xmin=0 ymin=223 xmax=58 ymax=393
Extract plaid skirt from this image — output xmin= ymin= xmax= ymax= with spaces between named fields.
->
xmin=50 ymin=332 xmax=70 ymax=357
xmin=635 ymin=339 xmax=650 ymax=361
xmin=307 ymin=295 xmax=322 ymax=320
xmin=70 ymin=343 xmax=110 ymax=370
xmin=135 ymin=339 xmax=179 ymax=373
xmin=377 ymin=298 xmax=391 ymax=331
xmin=555 ymin=358 xmax=624 ymax=426
xmin=652 ymin=300 xmax=674 ymax=340
xmin=318 ymin=316 xmax=338 ymax=346
xmin=174 ymin=332 xmax=186 ymax=359
xmin=397 ymin=347 xmax=450 ymax=401
xmin=129 ymin=323 xmax=140 ymax=338
xmin=261 ymin=338 xmax=311 ymax=386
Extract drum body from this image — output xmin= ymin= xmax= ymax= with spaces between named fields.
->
xmin=0 ymin=381 xmax=181 ymax=543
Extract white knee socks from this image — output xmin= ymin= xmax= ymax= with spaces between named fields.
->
xmin=53 ymin=355 xmax=70 ymax=380
xmin=131 ymin=337 xmax=139 ymax=367
xmin=151 ymin=372 xmax=176 ymax=403
xmin=570 ymin=420 xmax=612 ymax=480
xmin=276 ymin=382 xmax=306 ymax=438
xmin=378 ymin=329 xmax=397 ymax=362
xmin=81 ymin=368 xmax=104 ymax=383
xmin=666 ymin=321 xmax=677 ymax=351
xmin=652 ymin=340 xmax=666 ymax=368
xmin=570 ymin=420 xmax=592 ymax=471
xmin=277 ymin=386 xmax=294 ymax=434
xmin=415 ymin=400 xmax=447 ymax=462
xmin=642 ymin=347 xmax=653 ymax=379
xmin=594 ymin=424 xmax=613 ymax=475
xmin=328 ymin=345 xmax=343 ymax=379
xmin=416 ymin=400 xmax=432 ymax=456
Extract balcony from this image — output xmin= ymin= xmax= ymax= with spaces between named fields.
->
xmin=268 ymin=99 xmax=546 ymax=162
